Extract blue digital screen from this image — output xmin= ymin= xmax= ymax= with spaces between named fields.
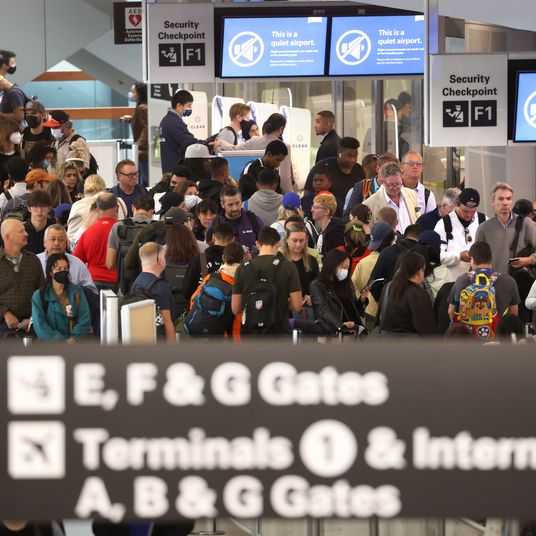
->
xmin=514 ymin=72 xmax=536 ymax=142
xmin=329 ymin=15 xmax=425 ymax=76
xmin=221 ymin=17 xmax=328 ymax=77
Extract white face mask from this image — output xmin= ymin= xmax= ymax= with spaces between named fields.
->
xmin=51 ymin=128 xmax=63 ymax=140
xmin=184 ymin=195 xmax=198 ymax=209
xmin=336 ymin=268 xmax=349 ymax=281
xmin=9 ymin=132 xmax=22 ymax=145
xmin=127 ymin=91 xmax=136 ymax=102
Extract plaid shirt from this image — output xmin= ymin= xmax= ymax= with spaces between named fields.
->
xmin=0 ymin=248 xmax=44 ymax=320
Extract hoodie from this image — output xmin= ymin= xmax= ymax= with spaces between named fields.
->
xmin=244 ymin=189 xmax=283 ymax=227
xmin=320 ymin=217 xmax=346 ymax=256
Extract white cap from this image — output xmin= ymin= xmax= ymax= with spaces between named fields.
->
xmin=184 ymin=143 xmax=213 ymax=159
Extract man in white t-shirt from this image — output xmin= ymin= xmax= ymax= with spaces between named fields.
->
xmin=434 ymin=187 xmax=487 ymax=280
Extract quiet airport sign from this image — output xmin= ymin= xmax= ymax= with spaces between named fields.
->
xmin=430 ymin=53 xmax=507 ymax=146
xmin=2 ymin=342 xmax=536 ymax=520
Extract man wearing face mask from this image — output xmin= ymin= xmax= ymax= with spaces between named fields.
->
xmin=22 ymin=100 xmax=53 ymax=156
xmin=43 ymin=110 xmax=91 ymax=171
xmin=159 ymin=89 xmax=201 ymax=174
xmin=215 ymin=103 xmax=252 ymax=146
xmin=0 ymin=50 xmax=27 ymax=125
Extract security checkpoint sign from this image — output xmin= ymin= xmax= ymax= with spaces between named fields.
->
xmin=147 ymin=3 xmax=214 ymax=83
xmin=6 ymin=343 xmax=536 ymax=520
xmin=429 ymin=54 xmax=507 ymax=147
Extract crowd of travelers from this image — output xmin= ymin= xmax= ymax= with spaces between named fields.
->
xmin=1 ymin=49 xmax=536 ymax=344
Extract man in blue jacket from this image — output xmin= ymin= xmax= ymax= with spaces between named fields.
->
xmin=159 ymin=89 xmax=200 ymax=173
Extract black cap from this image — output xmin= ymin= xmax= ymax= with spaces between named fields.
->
xmin=458 ymin=188 xmax=480 ymax=208
xmin=156 ymin=191 xmax=184 ymax=214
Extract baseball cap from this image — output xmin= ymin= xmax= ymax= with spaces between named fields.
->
xmin=54 ymin=203 xmax=72 ymax=221
xmin=156 ymin=191 xmax=184 ymax=215
xmin=368 ymin=221 xmax=393 ymax=251
xmin=25 ymin=100 xmax=46 ymax=114
xmin=458 ymin=188 xmax=480 ymax=208
xmin=418 ymin=230 xmax=441 ymax=247
xmin=184 ymin=144 xmax=213 ymax=159
xmin=43 ymin=110 xmax=69 ymax=128
xmin=164 ymin=207 xmax=189 ymax=225
xmin=282 ymin=192 xmax=301 ymax=211
xmin=26 ymin=169 xmax=56 ymax=185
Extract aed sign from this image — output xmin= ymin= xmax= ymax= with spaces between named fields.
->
xmin=430 ymin=54 xmax=507 ymax=146
xmin=147 ymin=3 xmax=214 ymax=83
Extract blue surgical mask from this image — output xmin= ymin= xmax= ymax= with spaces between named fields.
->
xmin=182 ymin=109 xmax=192 ymax=118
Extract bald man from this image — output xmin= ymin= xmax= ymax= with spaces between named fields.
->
xmin=401 ymin=151 xmax=436 ymax=215
xmin=0 ymin=219 xmax=44 ymax=333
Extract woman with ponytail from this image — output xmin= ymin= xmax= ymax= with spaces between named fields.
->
xmin=379 ymin=250 xmax=437 ymax=335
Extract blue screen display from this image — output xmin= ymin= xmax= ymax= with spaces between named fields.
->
xmin=221 ymin=17 xmax=328 ymax=77
xmin=329 ymin=15 xmax=425 ymax=76
xmin=514 ymin=72 xmax=536 ymax=142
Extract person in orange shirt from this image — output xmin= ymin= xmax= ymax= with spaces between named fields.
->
xmin=188 ymin=242 xmax=244 ymax=340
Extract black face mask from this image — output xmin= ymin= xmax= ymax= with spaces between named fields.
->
xmin=26 ymin=116 xmax=41 ymax=129
xmin=7 ymin=66 xmax=16 ymax=75
xmin=53 ymin=270 xmax=69 ymax=285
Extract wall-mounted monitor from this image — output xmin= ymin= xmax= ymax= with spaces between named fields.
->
xmin=220 ymin=16 xmax=328 ymax=78
xmin=328 ymin=15 xmax=425 ymax=76
xmin=513 ymin=71 xmax=536 ymax=143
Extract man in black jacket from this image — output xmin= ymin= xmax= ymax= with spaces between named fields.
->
xmin=369 ymin=224 xmax=423 ymax=302
xmin=314 ymin=110 xmax=341 ymax=163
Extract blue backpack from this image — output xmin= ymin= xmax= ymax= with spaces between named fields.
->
xmin=184 ymin=273 xmax=233 ymax=336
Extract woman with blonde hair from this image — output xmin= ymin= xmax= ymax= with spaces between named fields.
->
xmin=56 ymin=161 xmax=83 ymax=203
xmin=66 ymin=174 xmax=128 ymax=241
xmin=0 ymin=118 xmax=22 ymax=182
xmin=282 ymin=222 xmax=319 ymax=320
xmin=70 ymin=201 xmax=99 ymax=252
xmin=48 ymin=179 xmax=72 ymax=208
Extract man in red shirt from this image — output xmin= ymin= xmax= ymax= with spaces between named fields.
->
xmin=73 ymin=192 xmax=119 ymax=292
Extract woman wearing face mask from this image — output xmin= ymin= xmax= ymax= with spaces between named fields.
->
xmin=26 ymin=141 xmax=56 ymax=172
xmin=0 ymin=118 xmax=22 ymax=182
xmin=31 ymin=252 xmax=91 ymax=342
xmin=121 ymin=82 xmax=148 ymax=187
xmin=176 ymin=180 xmax=202 ymax=211
xmin=310 ymin=248 xmax=366 ymax=335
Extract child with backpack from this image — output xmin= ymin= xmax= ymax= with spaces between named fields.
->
xmin=184 ymin=242 xmax=244 ymax=339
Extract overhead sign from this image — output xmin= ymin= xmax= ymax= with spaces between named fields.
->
xmin=430 ymin=54 xmax=507 ymax=146
xmin=329 ymin=16 xmax=425 ymax=76
xmin=114 ymin=2 xmax=143 ymax=45
xmin=3 ymin=343 xmax=536 ymax=520
xmin=147 ymin=3 xmax=214 ymax=83
xmin=221 ymin=17 xmax=328 ymax=78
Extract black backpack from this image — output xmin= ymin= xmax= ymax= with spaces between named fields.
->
xmin=121 ymin=277 xmax=164 ymax=331
xmin=184 ymin=272 xmax=233 ymax=336
xmin=164 ymin=264 xmax=189 ymax=316
xmin=206 ymin=126 xmax=238 ymax=154
xmin=2 ymin=203 xmax=30 ymax=222
xmin=117 ymin=218 xmax=150 ymax=294
xmin=241 ymin=258 xmax=282 ymax=336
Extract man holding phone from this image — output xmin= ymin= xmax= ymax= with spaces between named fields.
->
xmin=475 ymin=182 xmax=536 ymax=275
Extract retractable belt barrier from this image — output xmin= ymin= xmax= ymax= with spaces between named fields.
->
xmin=1 ymin=341 xmax=535 ymax=521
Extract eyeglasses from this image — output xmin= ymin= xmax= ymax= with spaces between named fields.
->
xmin=464 ymin=227 xmax=473 ymax=244
xmin=311 ymin=205 xmax=325 ymax=211
xmin=403 ymin=161 xmax=423 ymax=167
xmin=384 ymin=182 xmax=402 ymax=188
xmin=120 ymin=172 xmax=139 ymax=179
